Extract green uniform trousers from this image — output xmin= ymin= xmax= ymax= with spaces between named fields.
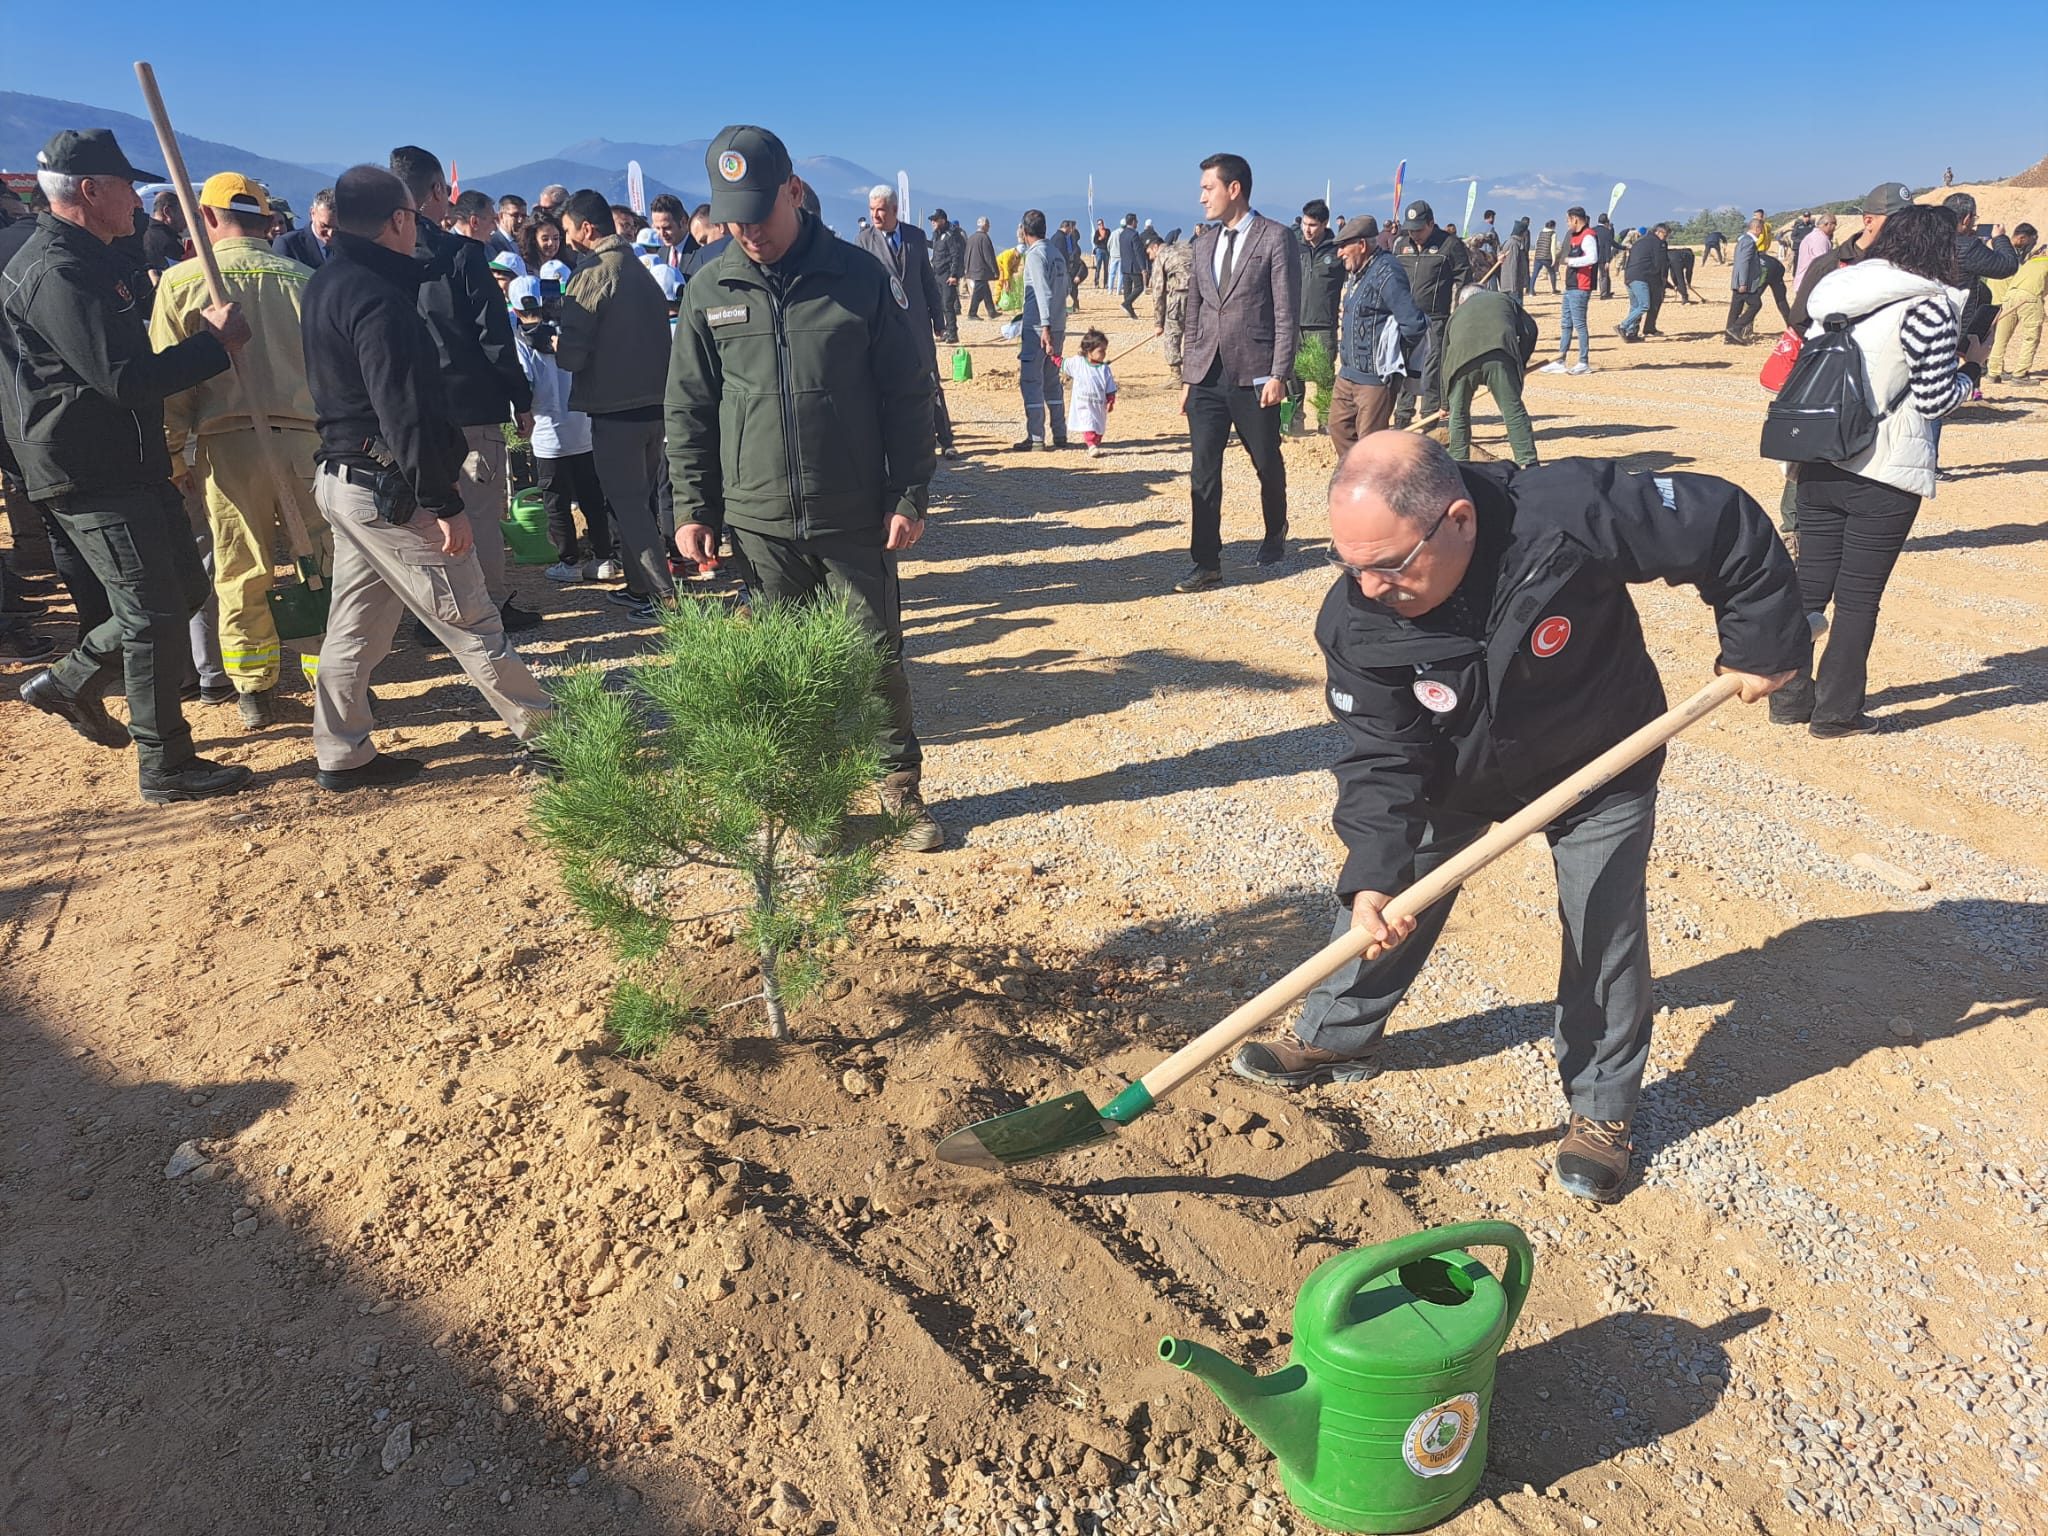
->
xmin=1447 ymin=358 xmax=1538 ymax=468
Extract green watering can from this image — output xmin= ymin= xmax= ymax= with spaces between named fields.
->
xmin=502 ymin=487 xmax=555 ymax=565
xmin=1161 ymin=1221 xmax=1533 ymax=1534
xmin=951 ymin=347 xmax=974 ymax=382
xmin=265 ymin=555 xmax=329 ymax=642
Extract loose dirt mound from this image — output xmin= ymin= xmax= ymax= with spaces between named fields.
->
xmin=2007 ymin=154 xmax=2048 ymax=189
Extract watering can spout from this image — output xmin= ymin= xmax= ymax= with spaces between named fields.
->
xmin=1159 ymin=1337 xmax=1319 ymax=1481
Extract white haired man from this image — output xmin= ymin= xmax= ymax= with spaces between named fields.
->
xmin=859 ymin=185 xmax=954 ymax=457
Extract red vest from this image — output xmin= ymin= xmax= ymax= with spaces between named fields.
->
xmin=1568 ymin=227 xmax=1597 ymax=291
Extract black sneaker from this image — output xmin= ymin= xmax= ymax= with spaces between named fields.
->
xmin=605 ymin=588 xmax=648 ymax=609
xmin=20 ymin=670 xmax=129 ymax=750
xmin=1555 ymin=1114 xmax=1632 ymax=1203
xmin=1050 ymin=437 xmax=1070 ymax=450
xmin=1254 ymin=529 xmax=1290 ymax=566
xmin=139 ymin=757 xmax=253 ymax=805
xmin=1010 ymin=437 xmax=1041 ymax=452
xmin=1809 ymin=715 xmax=1881 ymax=739
xmin=1231 ymin=1038 xmax=1381 ymax=1086
xmin=316 ymin=753 xmax=423 ymax=792
xmin=1174 ymin=565 xmax=1221 ymax=594
xmin=499 ymin=598 xmax=542 ymax=633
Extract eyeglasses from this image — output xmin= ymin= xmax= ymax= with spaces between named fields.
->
xmin=1327 ymin=504 xmax=1452 ymax=582
xmin=393 ymin=205 xmax=421 ymax=222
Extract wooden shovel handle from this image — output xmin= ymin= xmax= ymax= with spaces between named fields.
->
xmin=134 ymin=61 xmax=322 ymax=588
xmin=1133 ymin=673 xmax=1743 ymax=1105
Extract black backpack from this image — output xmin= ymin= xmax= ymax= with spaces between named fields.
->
xmin=1760 ymin=298 xmax=1911 ymax=464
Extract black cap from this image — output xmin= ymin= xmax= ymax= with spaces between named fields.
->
xmin=928 ymin=208 xmax=948 ymax=223
xmin=705 ymin=125 xmax=794 ymax=225
xmin=38 ymin=128 xmax=162 ymax=184
xmin=1401 ymin=200 xmax=1433 ymax=231
xmin=1862 ymin=181 xmax=1915 ymax=217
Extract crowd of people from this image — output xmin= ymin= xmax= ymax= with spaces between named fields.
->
xmin=0 ymin=116 xmax=2035 ymax=1201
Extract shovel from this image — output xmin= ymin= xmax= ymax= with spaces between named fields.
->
xmin=134 ymin=61 xmax=328 ymax=644
xmin=935 ymin=674 xmax=1744 ymax=1171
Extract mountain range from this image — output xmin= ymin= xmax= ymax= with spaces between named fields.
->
xmin=5 ymin=90 xmax=1711 ymax=243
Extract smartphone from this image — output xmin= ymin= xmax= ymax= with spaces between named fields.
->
xmin=1976 ymin=223 xmax=1996 ymax=240
xmin=538 ymin=277 xmax=562 ymax=299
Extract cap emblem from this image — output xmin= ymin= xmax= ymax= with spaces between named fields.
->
xmin=719 ymin=152 xmax=747 ymax=183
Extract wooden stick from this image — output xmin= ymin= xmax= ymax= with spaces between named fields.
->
xmin=133 ymin=61 xmax=322 ymax=589
xmin=1129 ymin=674 xmax=1745 ymax=1106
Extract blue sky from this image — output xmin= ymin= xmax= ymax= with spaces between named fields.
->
xmin=15 ymin=1 xmax=2039 ymax=213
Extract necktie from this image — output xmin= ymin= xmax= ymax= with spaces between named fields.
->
xmin=1218 ymin=227 xmax=1238 ymax=294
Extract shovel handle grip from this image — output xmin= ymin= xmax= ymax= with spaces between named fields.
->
xmin=1312 ymin=1221 xmax=1535 ymax=1341
xmin=1131 ymin=674 xmax=1742 ymax=1110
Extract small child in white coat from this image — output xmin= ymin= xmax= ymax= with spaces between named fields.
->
xmin=1061 ymin=329 xmax=1117 ymax=455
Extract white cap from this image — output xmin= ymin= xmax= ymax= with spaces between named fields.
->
xmin=650 ymin=263 xmax=681 ymax=300
xmin=507 ymin=274 xmax=543 ymax=314
xmin=635 ymin=226 xmax=662 ymax=248
xmin=540 ymin=259 xmax=572 ymax=283
xmin=488 ymin=248 xmax=527 ymax=278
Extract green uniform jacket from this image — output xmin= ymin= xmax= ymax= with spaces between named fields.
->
xmin=665 ymin=215 xmax=935 ymax=545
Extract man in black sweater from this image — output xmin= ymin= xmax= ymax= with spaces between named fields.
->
xmin=1232 ymin=434 xmax=1806 ymax=1204
xmin=301 ymin=166 xmax=553 ymax=791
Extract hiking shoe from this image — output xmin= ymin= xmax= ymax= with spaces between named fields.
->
xmin=594 ymin=559 xmax=625 ymax=581
xmin=20 ymin=670 xmax=129 ymax=749
xmin=1174 ymin=565 xmax=1221 ymax=594
xmin=1539 ymin=360 xmax=1569 ymax=375
xmin=1231 ymin=1038 xmax=1381 ymax=1086
xmin=1555 ymin=1114 xmax=1632 ymax=1203
xmin=317 ymin=753 xmax=423 ymax=792
xmin=880 ymin=773 xmax=945 ymax=853
xmin=543 ymin=561 xmax=584 ymax=584
xmin=237 ymin=688 xmax=274 ymax=730
xmin=139 ymin=757 xmax=252 ymax=805
xmin=1809 ymin=715 xmax=1880 ymax=739
xmin=499 ymin=597 xmax=542 ymax=633
xmin=1566 ymin=362 xmax=1595 ymax=376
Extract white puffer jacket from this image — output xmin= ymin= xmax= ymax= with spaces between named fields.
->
xmin=1802 ymin=259 xmax=1967 ymax=498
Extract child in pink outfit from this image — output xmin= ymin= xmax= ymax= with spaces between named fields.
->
xmin=1061 ymin=329 xmax=1117 ymax=455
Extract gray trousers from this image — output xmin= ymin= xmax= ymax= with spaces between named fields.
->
xmin=728 ymin=525 xmax=920 ymax=777
xmin=1019 ymin=327 xmax=1066 ymax=443
xmin=1296 ymin=786 xmax=1659 ymax=1122
xmin=590 ymin=414 xmax=673 ymax=602
xmin=46 ymin=482 xmax=208 ymax=773
xmin=311 ymin=470 xmax=553 ymax=771
xmin=459 ymin=424 xmax=510 ymax=605
xmin=186 ymin=497 xmax=226 ymax=694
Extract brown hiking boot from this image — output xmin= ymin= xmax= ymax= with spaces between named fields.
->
xmin=1231 ymin=1037 xmax=1381 ymax=1087
xmin=1555 ymin=1114 xmax=1633 ymax=1203
xmin=880 ymin=772 xmax=945 ymax=853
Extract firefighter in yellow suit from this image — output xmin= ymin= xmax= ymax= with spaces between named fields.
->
xmin=150 ymin=172 xmax=330 ymax=728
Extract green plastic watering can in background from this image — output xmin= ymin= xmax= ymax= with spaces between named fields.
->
xmin=265 ymin=555 xmax=329 ymax=641
xmin=1161 ymin=1222 xmax=1534 ymax=1533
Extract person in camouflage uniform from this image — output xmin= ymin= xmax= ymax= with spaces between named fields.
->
xmin=1148 ymin=230 xmax=1194 ymax=367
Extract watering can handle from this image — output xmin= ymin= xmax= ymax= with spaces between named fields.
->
xmin=1313 ymin=1222 xmax=1535 ymax=1343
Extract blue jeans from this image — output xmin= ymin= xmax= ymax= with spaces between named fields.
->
xmin=1559 ymin=288 xmax=1591 ymax=363
xmin=1621 ymin=279 xmax=1651 ymax=337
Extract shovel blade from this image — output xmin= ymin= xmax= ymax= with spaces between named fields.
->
xmin=933 ymin=1090 xmax=1116 ymax=1171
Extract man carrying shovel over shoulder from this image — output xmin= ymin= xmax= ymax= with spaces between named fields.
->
xmin=1232 ymin=435 xmax=1809 ymax=1203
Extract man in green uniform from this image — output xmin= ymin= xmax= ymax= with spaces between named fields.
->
xmin=666 ymin=125 xmax=943 ymax=850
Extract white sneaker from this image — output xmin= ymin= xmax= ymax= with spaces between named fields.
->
xmin=543 ymin=560 xmax=582 ymax=583
xmin=1566 ymin=362 xmax=1595 ymax=376
xmin=1539 ymin=360 xmax=1569 ymax=375
xmin=1085 ymin=443 xmax=1100 ymax=457
xmin=594 ymin=559 xmax=625 ymax=580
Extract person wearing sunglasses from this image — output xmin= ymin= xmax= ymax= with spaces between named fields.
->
xmin=1231 ymin=432 xmax=1807 ymax=1205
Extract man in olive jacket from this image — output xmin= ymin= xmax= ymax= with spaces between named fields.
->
xmin=667 ymin=126 xmax=943 ymax=850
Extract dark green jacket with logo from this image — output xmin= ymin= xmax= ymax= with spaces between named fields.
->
xmin=665 ymin=214 xmax=935 ymax=544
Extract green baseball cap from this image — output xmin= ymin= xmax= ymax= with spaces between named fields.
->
xmin=705 ymin=125 xmax=794 ymax=225
xmin=38 ymin=128 xmax=162 ymax=184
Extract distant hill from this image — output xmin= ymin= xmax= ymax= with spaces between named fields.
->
xmin=464 ymin=157 xmax=697 ymax=213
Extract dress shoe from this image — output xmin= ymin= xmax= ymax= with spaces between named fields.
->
xmin=499 ymin=597 xmax=542 ymax=632
xmin=1254 ymin=528 xmax=1290 ymax=566
xmin=237 ymin=688 xmax=274 ymax=730
xmin=1231 ymin=1037 xmax=1381 ymax=1086
xmin=1809 ymin=715 xmax=1880 ymax=739
xmin=1173 ymin=565 xmax=1221 ymax=594
xmin=20 ymin=670 xmax=129 ymax=749
xmin=139 ymin=757 xmax=252 ymax=804
xmin=317 ymin=753 xmax=423 ymax=792
xmin=1555 ymin=1114 xmax=1632 ymax=1203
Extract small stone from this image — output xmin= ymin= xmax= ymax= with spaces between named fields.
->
xmin=386 ymin=1128 xmax=414 ymax=1149
xmin=164 ymin=1141 xmax=208 ymax=1179
xmin=840 ymin=1069 xmax=877 ymax=1098
xmin=380 ymin=1421 xmax=413 ymax=1474
xmin=565 ymin=1465 xmax=591 ymax=1488
xmin=768 ymin=1479 xmax=811 ymax=1527
xmin=1583 ymin=1519 xmax=1601 ymax=1531
xmin=370 ymin=1298 xmax=397 ymax=1316
xmin=1887 ymin=1018 xmax=1918 ymax=1040
xmin=497 ymin=1392 xmax=518 ymax=1415
xmin=691 ymin=1110 xmax=739 ymax=1145
xmin=1248 ymin=1128 xmax=1281 ymax=1152
xmin=232 ymin=1217 xmax=259 ymax=1238
xmin=440 ymin=1460 xmax=475 ymax=1488
xmin=585 ymin=1265 xmax=619 ymax=1300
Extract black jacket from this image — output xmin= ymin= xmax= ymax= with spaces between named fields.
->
xmin=274 ymin=227 xmax=328 ymax=269
xmin=1955 ymin=231 xmax=2019 ymax=339
xmin=1317 ymin=459 xmax=1807 ymax=899
xmin=930 ymin=224 xmax=967 ymax=281
xmin=1623 ymin=231 xmax=1668 ymax=286
xmin=301 ymin=232 xmax=466 ymax=516
xmin=0 ymin=211 xmax=228 ymax=500
xmin=856 ymin=222 xmax=946 ymax=357
xmin=1297 ymin=232 xmax=1345 ymax=333
xmin=412 ymin=219 xmax=531 ymax=427
xmin=1392 ymin=226 xmax=1472 ymax=320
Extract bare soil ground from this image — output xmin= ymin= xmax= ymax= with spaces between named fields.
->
xmin=3 ymin=217 xmax=2044 ymax=1536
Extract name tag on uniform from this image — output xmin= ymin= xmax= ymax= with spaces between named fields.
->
xmin=706 ymin=304 xmax=750 ymax=326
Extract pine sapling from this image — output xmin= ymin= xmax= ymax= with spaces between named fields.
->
xmin=532 ymin=597 xmax=900 ymax=1043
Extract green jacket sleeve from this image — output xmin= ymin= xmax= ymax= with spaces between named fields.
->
xmin=664 ymin=305 xmax=724 ymax=532
xmin=866 ymin=275 xmax=936 ymax=521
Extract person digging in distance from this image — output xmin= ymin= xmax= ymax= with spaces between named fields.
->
xmin=1230 ymin=435 xmax=1807 ymax=1204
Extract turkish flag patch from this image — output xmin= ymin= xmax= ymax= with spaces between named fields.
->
xmin=1531 ymin=615 xmax=1572 ymax=657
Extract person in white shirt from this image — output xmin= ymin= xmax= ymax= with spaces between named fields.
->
xmin=1061 ymin=329 xmax=1118 ymax=454
xmin=506 ymin=276 xmax=621 ymax=584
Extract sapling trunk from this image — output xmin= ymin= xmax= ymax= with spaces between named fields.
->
xmin=754 ymin=850 xmax=788 ymax=1040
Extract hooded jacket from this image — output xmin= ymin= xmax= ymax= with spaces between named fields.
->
xmin=0 ymin=210 xmax=229 ymax=500
xmin=1318 ymin=459 xmax=1806 ymax=899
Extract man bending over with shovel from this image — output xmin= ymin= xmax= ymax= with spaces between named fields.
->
xmin=1232 ymin=435 xmax=1808 ymax=1203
